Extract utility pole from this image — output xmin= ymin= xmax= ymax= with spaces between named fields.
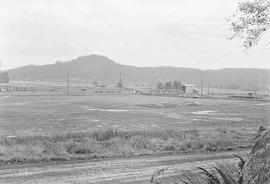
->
xmin=255 ymin=73 xmax=257 ymax=99
xmin=67 ymin=68 xmax=70 ymax=95
xmin=206 ymin=71 xmax=210 ymax=98
xmin=207 ymin=80 xmax=210 ymax=97
xmin=155 ymin=75 xmax=158 ymax=89
xmin=118 ymin=71 xmax=123 ymax=87
xmin=200 ymin=74 xmax=203 ymax=97
xmin=117 ymin=71 xmax=123 ymax=94
xmin=120 ymin=71 xmax=122 ymax=85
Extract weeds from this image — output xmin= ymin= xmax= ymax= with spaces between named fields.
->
xmin=0 ymin=128 xmax=252 ymax=164
xmin=150 ymin=168 xmax=168 ymax=184
xmin=165 ymin=126 xmax=270 ymax=184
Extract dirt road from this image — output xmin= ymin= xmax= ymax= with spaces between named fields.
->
xmin=0 ymin=151 xmax=247 ymax=184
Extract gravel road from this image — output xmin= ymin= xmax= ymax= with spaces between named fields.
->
xmin=0 ymin=151 xmax=247 ymax=184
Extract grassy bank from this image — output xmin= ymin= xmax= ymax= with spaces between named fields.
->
xmin=149 ymin=127 xmax=270 ymax=184
xmin=0 ymin=129 xmax=254 ymax=164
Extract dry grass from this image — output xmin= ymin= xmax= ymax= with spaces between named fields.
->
xmin=0 ymin=128 xmax=253 ymax=164
xmin=151 ymin=127 xmax=270 ymax=184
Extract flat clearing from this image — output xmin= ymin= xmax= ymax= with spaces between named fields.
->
xmin=0 ymin=94 xmax=269 ymax=136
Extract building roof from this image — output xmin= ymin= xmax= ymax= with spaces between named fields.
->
xmin=183 ymin=84 xmax=196 ymax=87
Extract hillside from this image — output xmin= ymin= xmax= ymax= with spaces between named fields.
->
xmin=8 ymin=55 xmax=270 ymax=90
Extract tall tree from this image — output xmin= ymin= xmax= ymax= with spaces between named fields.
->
xmin=172 ymin=80 xmax=178 ymax=90
xmin=164 ymin=82 xmax=172 ymax=91
xmin=177 ymin=80 xmax=182 ymax=91
xmin=228 ymin=0 xmax=270 ymax=50
xmin=157 ymin=81 xmax=164 ymax=90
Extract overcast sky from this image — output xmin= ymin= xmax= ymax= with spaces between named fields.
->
xmin=0 ymin=0 xmax=270 ymax=70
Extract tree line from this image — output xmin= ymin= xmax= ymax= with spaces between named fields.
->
xmin=157 ymin=80 xmax=182 ymax=92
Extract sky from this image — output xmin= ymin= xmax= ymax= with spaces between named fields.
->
xmin=0 ymin=0 xmax=270 ymax=70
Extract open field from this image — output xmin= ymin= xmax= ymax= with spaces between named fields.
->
xmin=0 ymin=90 xmax=269 ymax=183
xmin=0 ymin=94 xmax=269 ymax=136
xmin=0 ymin=93 xmax=268 ymax=164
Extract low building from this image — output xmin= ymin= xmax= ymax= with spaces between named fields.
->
xmin=229 ymin=92 xmax=260 ymax=99
xmin=182 ymin=84 xmax=198 ymax=94
xmin=135 ymin=88 xmax=151 ymax=95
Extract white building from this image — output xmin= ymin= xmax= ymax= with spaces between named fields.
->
xmin=182 ymin=84 xmax=199 ymax=94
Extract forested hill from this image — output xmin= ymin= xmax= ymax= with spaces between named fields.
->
xmin=8 ymin=55 xmax=270 ymax=90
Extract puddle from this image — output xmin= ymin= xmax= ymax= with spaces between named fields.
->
xmin=0 ymin=95 xmax=11 ymax=99
xmin=82 ymin=106 xmax=129 ymax=112
xmin=158 ymin=112 xmax=183 ymax=119
xmin=6 ymin=135 xmax=17 ymax=138
xmin=256 ymin=103 xmax=269 ymax=106
xmin=87 ymin=108 xmax=129 ymax=112
xmin=10 ymin=101 xmax=30 ymax=106
xmin=75 ymin=116 xmax=100 ymax=123
xmin=191 ymin=111 xmax=216 ymax=115
xmin=167 ymin=113 xmax=183 ymax=119
xmin=210 ymin=117 xmax=243 ymax=122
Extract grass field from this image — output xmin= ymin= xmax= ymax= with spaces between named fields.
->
xmin=0 ymin=94 xmax=269 ymax=164
xmin=0 ymin=94 xmax=269 ymax=137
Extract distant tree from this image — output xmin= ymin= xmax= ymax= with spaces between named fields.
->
xmin=228 ymin=0 xmax=270 ymax=50
xmin=177 ymin=80 xmax=182 ymax=91
xmin=157 ymin=81 xmax=164 ymax=90
xmin=172 ymin=80 xmax=178 ymax=90
xmin=164 ymin=82 xmax=172 ymax=91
